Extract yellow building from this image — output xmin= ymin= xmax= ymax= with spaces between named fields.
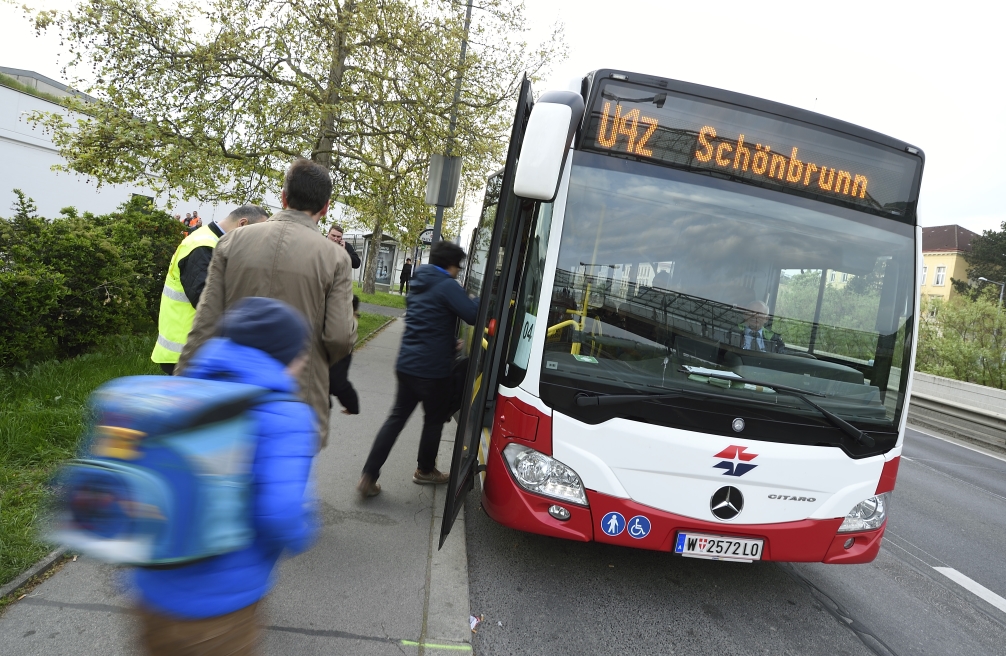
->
xmin=921 ymin=225 xmax=978 ymax=301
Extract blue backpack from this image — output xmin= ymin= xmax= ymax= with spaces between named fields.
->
xmin=51 ymin=375 xmax=295 ymax=566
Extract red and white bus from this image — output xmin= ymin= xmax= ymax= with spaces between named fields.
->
xmin=440 ymin=69 xmax=923 ymax=564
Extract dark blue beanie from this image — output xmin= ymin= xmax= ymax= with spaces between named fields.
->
xmin=218 ymin=297 xmax=309 ymax=366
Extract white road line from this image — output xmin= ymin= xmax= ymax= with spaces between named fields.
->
xmin=906 ymin=426 xmax=1006 ymax=464
xmin=900 ymin=456 xmax=1006 ymax=503
xmin=933 ymin=567 xmax=1006 ymax=614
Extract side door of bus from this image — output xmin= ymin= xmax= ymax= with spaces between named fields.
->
xmin=440 ymin=77 xmax=535 ymax=547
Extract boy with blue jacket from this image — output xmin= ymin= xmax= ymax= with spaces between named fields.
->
xmin=134 ymin=297 xmax=319 ymax=655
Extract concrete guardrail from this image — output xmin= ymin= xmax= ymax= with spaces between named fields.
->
xmin=907 ymin=372 xmax=1006 ymax=453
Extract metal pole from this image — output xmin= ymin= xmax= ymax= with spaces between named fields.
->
xmin=431 ymin=0 xmax=473 ymax=245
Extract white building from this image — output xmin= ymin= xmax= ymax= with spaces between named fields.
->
xmin=0 ymin=67 xmax=154 ymax=218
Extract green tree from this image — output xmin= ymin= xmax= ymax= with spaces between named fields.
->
xmin=951 ymin=221 xmax=1006 ymax=296
xmin=774 ymin=267 xmax=887 ymax=361
xmin=916 ymin=290 xmax=1006 ymax=389
xmin=23 ymin=0 xmax=564 ymax=211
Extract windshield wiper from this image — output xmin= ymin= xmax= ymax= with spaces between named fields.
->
xmin=696 ymin=371 xmax=875 ymax=447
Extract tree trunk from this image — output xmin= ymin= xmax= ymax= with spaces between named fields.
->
xmin=362 ymin=213 xmax=384 ymax=295
xmin=312 ymin=1 xmax=355 ymax=170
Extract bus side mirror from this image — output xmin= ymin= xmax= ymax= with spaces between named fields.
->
xmin=513 ymin=91 xmax=585 ymax=202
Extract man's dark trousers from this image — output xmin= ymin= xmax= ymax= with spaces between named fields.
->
xmin=329 ymin=354 xmax=359 ymax=414
xmin=363 ymin=371 xmax=452 ymax=479
xmin=399 ymin=280 xmax=410 ymax=294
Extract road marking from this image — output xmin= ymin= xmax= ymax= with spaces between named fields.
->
xmin=884 ymin=530 xmax=948 ymax=568
xmin=900 ymin=457 xmax=1006 ymax=503
xmin=906 ymin=426 xmax=1006 ymax=464
xmin=901 ymin=455 xmax=1002 ymax=473
xmin=933 ymin=567 xmax=1006 ymax=614
xmin=400 ymin=640 xmax=472 ymax=651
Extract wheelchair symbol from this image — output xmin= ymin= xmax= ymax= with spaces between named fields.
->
xmin=627 ymin=515 xmax=651 ymax=539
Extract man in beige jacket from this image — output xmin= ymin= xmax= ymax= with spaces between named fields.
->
xmin=176 ymin=158 xmax=356 ymax=446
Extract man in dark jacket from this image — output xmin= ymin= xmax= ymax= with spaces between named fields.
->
xmin=358 ymin=241 xmax=478 ymax=497
xmin=327 ymin=224 xmax=361 ymax=268
xmin=326 ymin=224 xmax=361 ymax=415
xmin=399 ymin=257 xmax=413 ymax=294
xmin=329 ymin=295 xmax=361 ymax=415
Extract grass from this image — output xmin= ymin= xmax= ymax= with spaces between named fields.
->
xmin=0 ymin=315 xmax=394 ymax=588
xmin=0 ymin=335 xmax=161 ymax=587
xmin=354 ymin=281 xmax=407 ymax=309
xmin=357 ymin=311 xmax=394 ymax=345
xmin=0 ymin=72 xmax=69 ymax=106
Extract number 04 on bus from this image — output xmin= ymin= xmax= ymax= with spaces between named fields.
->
xmin=439 ymin=69 xmax=923 ymax=564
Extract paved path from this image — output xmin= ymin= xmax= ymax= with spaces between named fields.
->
xmin=1 ymin=318 xmax=471 ymax=655
xmin=360 ymin=302 xmax=405 ymax=318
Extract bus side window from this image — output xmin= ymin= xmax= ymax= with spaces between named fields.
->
xmin=502 ymin=202 xmax=554 ymax=388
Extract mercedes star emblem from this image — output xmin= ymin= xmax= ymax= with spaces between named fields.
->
xmin=711 ymin=486 xmax=744 ymax=520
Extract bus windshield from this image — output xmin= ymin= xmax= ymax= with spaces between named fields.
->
xmin=540 ymin=151 xmax=916 ymax=450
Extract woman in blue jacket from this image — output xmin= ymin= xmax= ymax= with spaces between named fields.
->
xmin=134 ymin=297 xmax=318 ymax=655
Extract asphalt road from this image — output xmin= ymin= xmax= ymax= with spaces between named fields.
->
xmin=464 ymin=427 xmax=1006 ymax=655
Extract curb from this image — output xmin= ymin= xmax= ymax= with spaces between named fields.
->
xmin=0 ymin=547 xmax=68 ymax=602
xmin=355 ymin=315 xmax=397 ymax=349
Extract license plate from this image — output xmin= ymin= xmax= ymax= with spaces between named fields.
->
xmin=674 ymin=532 xmax=763 ymax=562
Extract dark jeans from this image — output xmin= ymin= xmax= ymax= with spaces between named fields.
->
xmin=399 ymin=280 xmax=410 ymax=294
xmin=159 ymin=363 xmax=176 ymax=375
xmin=363 ymin=371 xmax=452 ymax=480
xmin=329 ymin=354 xmax=359 ymax=415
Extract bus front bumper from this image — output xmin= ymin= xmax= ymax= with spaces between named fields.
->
xmin=481 ymin=443 xmax=885 ymax=564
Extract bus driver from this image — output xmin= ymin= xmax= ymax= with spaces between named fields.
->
xmin=740 ymin=300 xmax=785 ymax=353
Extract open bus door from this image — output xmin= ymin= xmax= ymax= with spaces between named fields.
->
xmin=439 ymin=77 xmax=536 ymax=548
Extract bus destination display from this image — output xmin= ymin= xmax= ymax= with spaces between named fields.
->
xmin=583 ymin=82 xmax=919 ymax=216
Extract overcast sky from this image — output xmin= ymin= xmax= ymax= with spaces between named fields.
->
xmin=523 ymin=0 xmax=1004 ymax=236
xmin=3 ymin=1 xmax=1002 ymax=236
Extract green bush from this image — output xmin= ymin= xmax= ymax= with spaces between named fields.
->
xmin=87 ymin=196 xmax=186 ymax=325
xmin=0 ymin=190 xmax=185 ymax=366
xmin=916 ymin=291 xmax=1006 ymax=389
xmin=0 ymin=263 xmax=67 ymax=364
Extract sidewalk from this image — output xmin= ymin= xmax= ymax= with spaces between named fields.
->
xmin=359 ymin=301 xmax=405 ymax=318
xmin=0 ymin=318 xmax=472 ymax=655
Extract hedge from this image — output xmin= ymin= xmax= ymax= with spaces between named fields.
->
xmin=0 ymin=190 xmax=185 ymax=366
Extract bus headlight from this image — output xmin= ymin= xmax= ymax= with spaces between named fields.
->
xmin=837 ymin=493 xmax=890 ymax=532
xmin=502 ymin=443 xmax=588 ymax=506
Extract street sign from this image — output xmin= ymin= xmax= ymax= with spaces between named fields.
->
xmin=425 ymin=154 xmax=462 ymax=207
xmin=419 ymin=228 xmax=434 ymax=245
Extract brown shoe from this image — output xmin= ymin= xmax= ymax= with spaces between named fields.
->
xmin=413 ymin=468 xmax=450 ymax=485
xmin=357 ymin=474 xmax=381 ymax=498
